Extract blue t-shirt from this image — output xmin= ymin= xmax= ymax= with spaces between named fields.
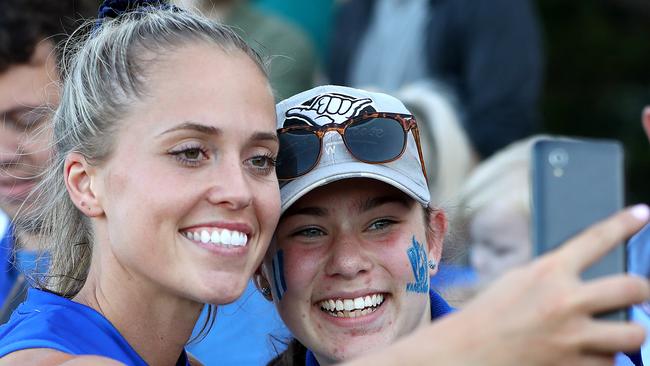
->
xmin=617 ymin=224 xmax=650 ymax=366
xmin=0 ymin=218 xmax=18 ymax=306
xmin=305 ymin=288 xmax=454 ymax=366
xmin=188 ymin=280 xmax=291 ymax=365
xmin=0 ymin=288 xmax=190 ymax=366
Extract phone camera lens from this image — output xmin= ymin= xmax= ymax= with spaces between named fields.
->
xmin=548 ymin=148 xmax=569 ymax=168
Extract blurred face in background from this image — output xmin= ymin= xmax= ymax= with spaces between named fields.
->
xmin=0 ymin=41 xmax=58 ymax=218
xmin=642 ymin=106 xmax=650 ymax=141
xmin=469 ymin=192 xmax=531 ymax=283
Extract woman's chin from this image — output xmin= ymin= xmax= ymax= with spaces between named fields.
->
xmin=196 ymin=279 xmax=249 ymax=305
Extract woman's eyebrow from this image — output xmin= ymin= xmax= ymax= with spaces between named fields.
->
xmin=250 ymin=131 xmax=279 ymax=144
xmin=358 ymin=195 xmax=412 ymax=213
xmin=281 ymin=206 xmax=328 ymax=220
xmin=157 ymin=121 xmax=221 ymax=137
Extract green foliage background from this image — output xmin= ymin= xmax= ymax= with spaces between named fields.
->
xmin=537 ymin=1 xmax=650 ymax=203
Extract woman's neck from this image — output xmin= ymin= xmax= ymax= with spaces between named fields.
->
xmin=74 ymin=255 xmax=204 ymax=365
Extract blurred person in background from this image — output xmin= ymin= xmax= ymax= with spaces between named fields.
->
xmin=396 ymin=82 xmax=478 ymax=294
xmin=328 ymin=0 xmax=544 ymax=160
xmin=453 ymin=136 xmax=546 ymax=287
xmin=396 ymin=82 xmax=476 ymax=207
xmin=0 ymin=0 xmax=93 ymax=322
xmin=620 ymin=106 xmax=650 ymax=366
xmin=252 ymin=0 xmax=334 ymax=61
xmin=174 ymin=0 xmax=318 ymax=101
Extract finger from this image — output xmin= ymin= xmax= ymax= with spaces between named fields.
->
xmin=557 ymin=204 xmax=649 ymax=272
xmin=575 ymin=275 xmax=650 ymax=315
xmin=572 ymin=354 xmax=617 ymax=366
xmin=578 ymin=321 xmax=645 ymax=353
xmin=571 ymin=353 xmax=616 ymax=366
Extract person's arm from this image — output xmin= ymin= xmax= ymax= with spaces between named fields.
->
xmin=344 ymin=205 xmax=650 ymax=366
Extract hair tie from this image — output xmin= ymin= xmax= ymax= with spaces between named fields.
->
xmin=94 ymin=0 xmax=180 ymax=30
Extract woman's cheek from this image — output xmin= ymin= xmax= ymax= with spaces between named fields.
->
xmin=283 ymin=245 xmax=322 ymax=293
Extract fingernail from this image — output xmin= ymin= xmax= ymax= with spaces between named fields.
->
xmin=630 ymin=204 xmax=650 ymax=221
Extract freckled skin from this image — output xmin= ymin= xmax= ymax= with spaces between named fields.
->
xmin=265 ymin=179 xmax=442 ymax=365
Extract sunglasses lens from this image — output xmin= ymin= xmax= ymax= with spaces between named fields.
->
xmin=277 ymin=130 xmax=321 ymax=179
xmin=345 ymin=118 xmax=406 ymax=162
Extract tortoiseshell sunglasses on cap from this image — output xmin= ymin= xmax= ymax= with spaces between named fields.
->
xmin=276 ymin=112 xmax=428 ymax=181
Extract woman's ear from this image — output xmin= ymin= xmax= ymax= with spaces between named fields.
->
xmin=426 ymin=208 xmax=447 ymax=276
xmin=253 ymin=267 xmax=273 ymax=302
xmin=64 ymin=152 xmax=104 ymax=217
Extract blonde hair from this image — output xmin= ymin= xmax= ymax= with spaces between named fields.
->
xmin=396 ymin=82 xmax=477 ymax=208
xmin=448 ymin=135 xmax=551 ymax=263
xmin=16 ymin=6 xmax=267 ymax=298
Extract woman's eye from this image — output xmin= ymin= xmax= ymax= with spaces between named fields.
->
xmin=368 ymin=219 xmax=395 ymax=231
xmin=294 ymin=227 xmax=325 ymax=238
xmin=245 ymin=154 xmax=277 ymax=174
xmin=169 ymin=145 xmax=209 ymax=166
xmin=182 ymin=148 xmax=202 ymax=160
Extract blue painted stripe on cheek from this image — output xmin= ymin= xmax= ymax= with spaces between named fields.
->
xmin=406 ymin=235 xmax=429 ymax=294
xmin=272 ymin=250 xmax=287 ymax=300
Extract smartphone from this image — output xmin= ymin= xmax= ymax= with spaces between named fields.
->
xmin=531 ymin=138 xmax=626 ymax=321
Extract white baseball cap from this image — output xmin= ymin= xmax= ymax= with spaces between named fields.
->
xmin=276 ymin=85 xmax=430 ymax=212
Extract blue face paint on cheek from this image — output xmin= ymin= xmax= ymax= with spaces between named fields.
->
xmin=406 ymin=236 xmax=429 ymax=294
xmin=271 ymin=249 xmax=287 ymax=301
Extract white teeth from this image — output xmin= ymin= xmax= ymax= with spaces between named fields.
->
xmin=221 ymin=230 xmax=232 ymax=245
xmin=200 ymin=230 xmax=210 ymax=244
xmin=211 ymin=231 xmax=221 ymax=244
xmin=364 ymin=296 xmax=372 ymax=308
xmin=234 ymin=232 xmax=244 ymax=246
xmin=335 ymin=300 xmax=344 ymax=311
xmin=319 ymin=293 xmax=386 ymax=317
xmin=182 ymin=229 xmax=248 ymax=247
xmin=343 ymin=299 xmax=354 ymax=311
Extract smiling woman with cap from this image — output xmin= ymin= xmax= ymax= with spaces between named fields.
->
xmin=260 ymin=86 xmax=448 ymax=366
xmin=255 ymin=85 xmax=650 ymax=366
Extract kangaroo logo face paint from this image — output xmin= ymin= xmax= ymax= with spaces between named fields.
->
xmin=406 ymin=236 xmax=429 ymax=293
xmin=271 ymin=250 xmax=287 ymax=301
xmin=281 ymin=93 xmax=376 ymax=128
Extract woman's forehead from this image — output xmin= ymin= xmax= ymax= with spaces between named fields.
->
xmin=282 ymin=179 xmax=414 ymax=218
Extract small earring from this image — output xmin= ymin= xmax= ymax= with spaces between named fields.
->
xmin=428 ymin=259 xmax=437 ymax=270
xmin=261 ymin=287 xmax=271 ymax=297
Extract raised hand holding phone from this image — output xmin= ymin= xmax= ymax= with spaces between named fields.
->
xmin=345 ymin=206 xmax=650 ymax=366
xmin=531 ymin=138 xmax=627 ymax=320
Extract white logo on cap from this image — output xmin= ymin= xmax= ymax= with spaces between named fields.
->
xmin=285 ymin=93 xmax=374 ymax=126
xmin=324 ymin=140 xmax=344 ymax=155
